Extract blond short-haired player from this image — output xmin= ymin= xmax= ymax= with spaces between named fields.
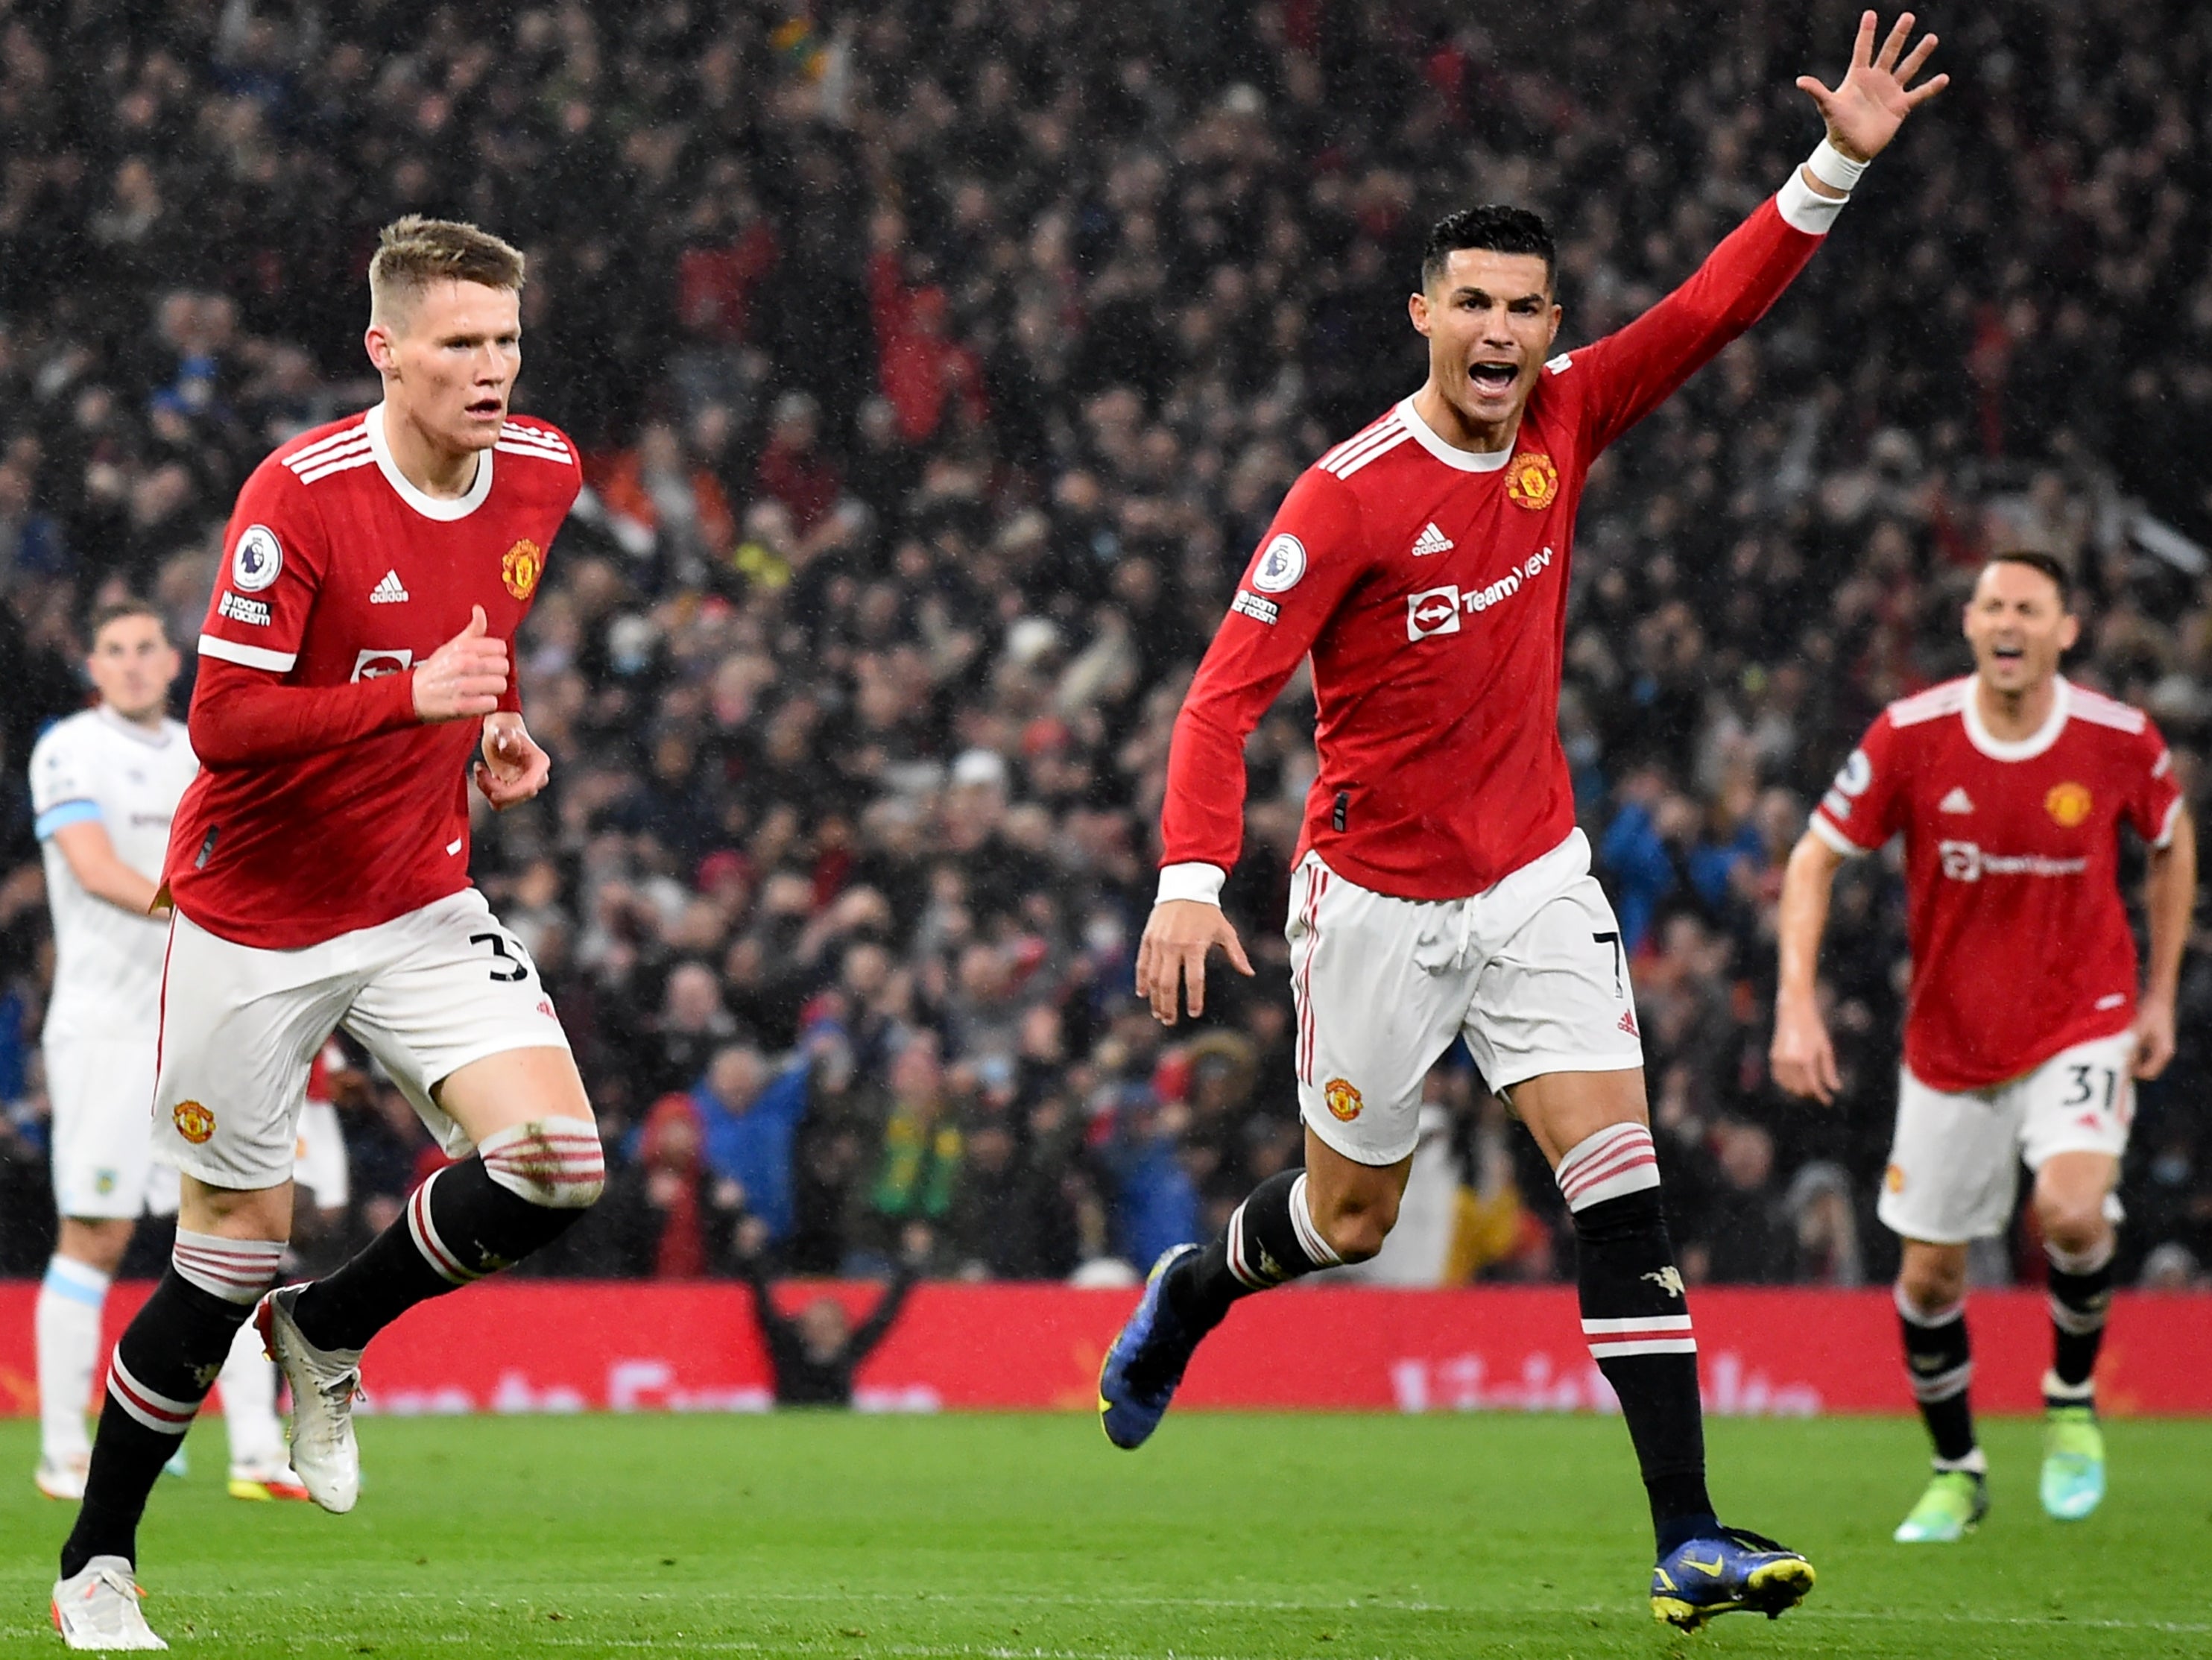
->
xmin=52 ymin=220 xmax=603 ymax=1651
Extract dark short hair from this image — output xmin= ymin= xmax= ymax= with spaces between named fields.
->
xmin=1985 ymin=550 xmax=2073 ymax=609
xmin=88 ymin=597 xmax=167 ymax=643
xmin=1421 ymin=206 xmax=1556 ymax=291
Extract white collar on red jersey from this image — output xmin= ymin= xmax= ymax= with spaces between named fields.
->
xmin=1394 ymin=396 xmax=1517 ymax=473
xmin=364 ymin=402 xmax=496 ymax=522
xmin=1962 ymin=674 xmax=2070 ymax=763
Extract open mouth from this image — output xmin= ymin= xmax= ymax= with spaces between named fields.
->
xmin=1467 ymin=361 xmax=1518 ymax=397
xmin=467 ymin=396 xmax=505 ymax=418
xmin=1991 ymin=644 xmax=2026 ymax=663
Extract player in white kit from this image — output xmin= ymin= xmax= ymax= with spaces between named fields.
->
xmin=29 ymin=600 xmax=309 ymax=1505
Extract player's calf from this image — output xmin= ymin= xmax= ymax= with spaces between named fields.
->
xmin=59 ymin=1232 xmax=284 ymax=1580
xmin=288 ymin=1117 xmax=603 ymax=1352
xmin=1555 ymin=1122 xmax=1716 ymax=1552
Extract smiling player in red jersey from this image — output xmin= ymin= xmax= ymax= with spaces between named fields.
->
xmin=1098 ymin=13 xmax=1947 ymax=1634
xmin=51 ymin=219 xmax=605 ymax=1652
xmin=1774 ymin=552 xmax=2195 ymax=1544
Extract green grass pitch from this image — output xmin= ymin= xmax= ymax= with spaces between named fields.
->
xmin=4 ymin=1413 xmax=2209 ymax=1657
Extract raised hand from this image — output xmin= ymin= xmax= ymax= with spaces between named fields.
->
xmin=413 ymin=604 xmax=508 ymax=722
xmin=1135 ymin=898 xmax=1254 ymax=1025
xmin=1797 ymin=10 xmax=1947 ymax=162
xmin=474 ymin=712 xmax=551 ymax=810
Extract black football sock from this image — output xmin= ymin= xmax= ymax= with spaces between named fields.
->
xmin=291 ymin=1120 xmax=603 ymax=1353
xmin=1164 ymin=1170 xmax=1343 ymax=1332
xmin=1896 ymin=1284 xmax=1981 ymax=1468
xmin=2044 ymin=1235 xmax=2115 ymax=1405
xmin=1556 ymin=1123 xmax=1713 ymax=1554
xmin=62 ymin=1235 xmax=284 ymax=1578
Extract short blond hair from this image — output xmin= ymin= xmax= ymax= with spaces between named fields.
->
xmin=368 ymin=215 xmax=525 ymax=326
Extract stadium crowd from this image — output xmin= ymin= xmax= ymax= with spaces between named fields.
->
xmin=1 ymin=0 xmax=2210 ymax=1293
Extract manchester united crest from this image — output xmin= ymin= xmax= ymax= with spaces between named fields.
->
xmin=1505 ymin=452 xmax=1559 ymax=511
xmin=2045 ymin=781 xmax=2092 ymax=827
xmin=172 ymin=1099 xmax=215 ymax=1145
xmin=1323 ymin=1077 xmax=1364 ymax=1123
xmin=501 ymin=539 xmax=544 ymax=600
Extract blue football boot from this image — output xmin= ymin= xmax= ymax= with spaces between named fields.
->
xmin=1650 ymin=1526 xmax=1816 ymax=1630
xmin=1098 ymin=1244 xmax=1203 ymax=1449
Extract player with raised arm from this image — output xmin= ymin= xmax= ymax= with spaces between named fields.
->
xmin=1771 ymin=552 xmax=2194 ymax=1542
xmin=29 ymin=601 xmax=308 ymax=1509
xmin=50 ymin=219 xmax=601 ymax=1652
xmin=1097 ymin=13 xmax=1946 ymax=1631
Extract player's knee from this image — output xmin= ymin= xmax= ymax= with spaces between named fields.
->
xmin=1895 ymin=1258 xmax=1964 ymax=1319
xmin=1309 ymin=1185 xmax=1399 ymax=1263
xmin=2034 ymin=1193 xmax=2108 ymax=1257
xmin=478 ymin=1116 xmax=605 ymax=1210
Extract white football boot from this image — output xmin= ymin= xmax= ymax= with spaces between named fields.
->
xmin=253 ymin=1287 xmax=361 ymax=1514
xmin=51 ymin=1556 xmax=166 ymax=1650
xmin=34 ymin=1455 xmax=89 ymax=1502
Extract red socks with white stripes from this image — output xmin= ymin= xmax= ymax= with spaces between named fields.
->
xmin=61 ymin=1232 xmax=285 ymax=1577
xmin=290 ymin=1118 xmax=604 ymax=1354
xmin=1557 ymin=1122 xmax=1716 ymax=1553
xmin=1166 ymin=1170 xmax=1344 ymax=1333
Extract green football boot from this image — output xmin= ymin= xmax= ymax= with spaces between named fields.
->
xmin=1893 ymin=1468 xmax=1988 ymax=1542
xmin=2040 ymin=1404 xmax=2105 ymax=1521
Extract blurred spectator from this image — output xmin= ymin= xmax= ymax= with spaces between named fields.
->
xmin=738 ymin=1215 xmax=926 ymax=1406
xmin=595 ymin=1093 xmax=746 ymax=1278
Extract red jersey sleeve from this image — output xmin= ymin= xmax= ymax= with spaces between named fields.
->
xmin=1568 ymin=194 xmax=1824 ymax=455
xmin=1810 ymin=713 xmax=1908 ymax=855
xmin=1158 ymin=470 xmax=1368 ymax=877
xmin=2129 ymin=717 xmax=2185 ymax=848
xmin=197 ymin=461 xmax=325 ymax=677
xmin=187 ymin=458 xmax=420 ymax=766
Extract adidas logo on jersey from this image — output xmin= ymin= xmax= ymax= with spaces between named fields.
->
xmin=1938 ymin=787 xmax=1974 ymax=814
xmin=370 ymin=570 xmax=410 ymax=604
xmin=1411 ymin=521 xmax=1454 ymax=557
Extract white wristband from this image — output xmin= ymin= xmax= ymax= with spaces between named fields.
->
xmin=1804 ymin=137 xmax=1868 ymax=193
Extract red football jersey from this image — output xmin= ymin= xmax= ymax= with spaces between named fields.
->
xmin=1160 ymin=191 xmax=1829 ymax=900
xmin=167 ymin=405 xmax=580 ymax=948
xmin=1810 ymin=677 xmax=2182 ymax=1091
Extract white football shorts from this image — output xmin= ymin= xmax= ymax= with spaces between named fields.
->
xmin=45 ymin=1032 xmax=177 ymax=1220
xmin=153 ymin=887 xmax=571 ymax=1192
xmin=1879 ymin=1030 xmax=2135 ymax=1244
xmin=1286 ymin=830 xmax=1644 ymax=1166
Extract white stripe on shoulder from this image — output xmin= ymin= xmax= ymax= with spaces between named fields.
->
xmin=1888 ymin=680 xmax=1970 ymax=727
xmin=295 ymin=451 xmax=378 ymax=485
xmin=282 ymin=422 xmax=370 ymax=469
xmin=497 ymin=423 xmax=573 ymax=453
xmin=284 ymin=436 xmax=371 ymax=478
xmin=496 ymin=430 xmax=572 ymax=455
xmin=1327 ymin=426 xmax=1412 ymax=479
xmin=2067 ymin=687 xmax=2146 ymax=733
xmin=1318 ymin=415 xmax=1403 ymax=475
xmin=493 ymin=438 xmax=576 ymax=465
xmin=285 ymin=431 xmax=369 ymax=466
xmin=499 ymin=425 xmax=570 ymax=451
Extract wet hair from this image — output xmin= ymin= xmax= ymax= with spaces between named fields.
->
xmin=1421 ymin=206 xmax=1556 ymax=291
xmin=88 ymin=596 xmax=166 ymax=645
xmin=368 ymin=215 xmax=525 ymax=325
xmin=1984 ymin=550 xmax=2073 ymax=609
